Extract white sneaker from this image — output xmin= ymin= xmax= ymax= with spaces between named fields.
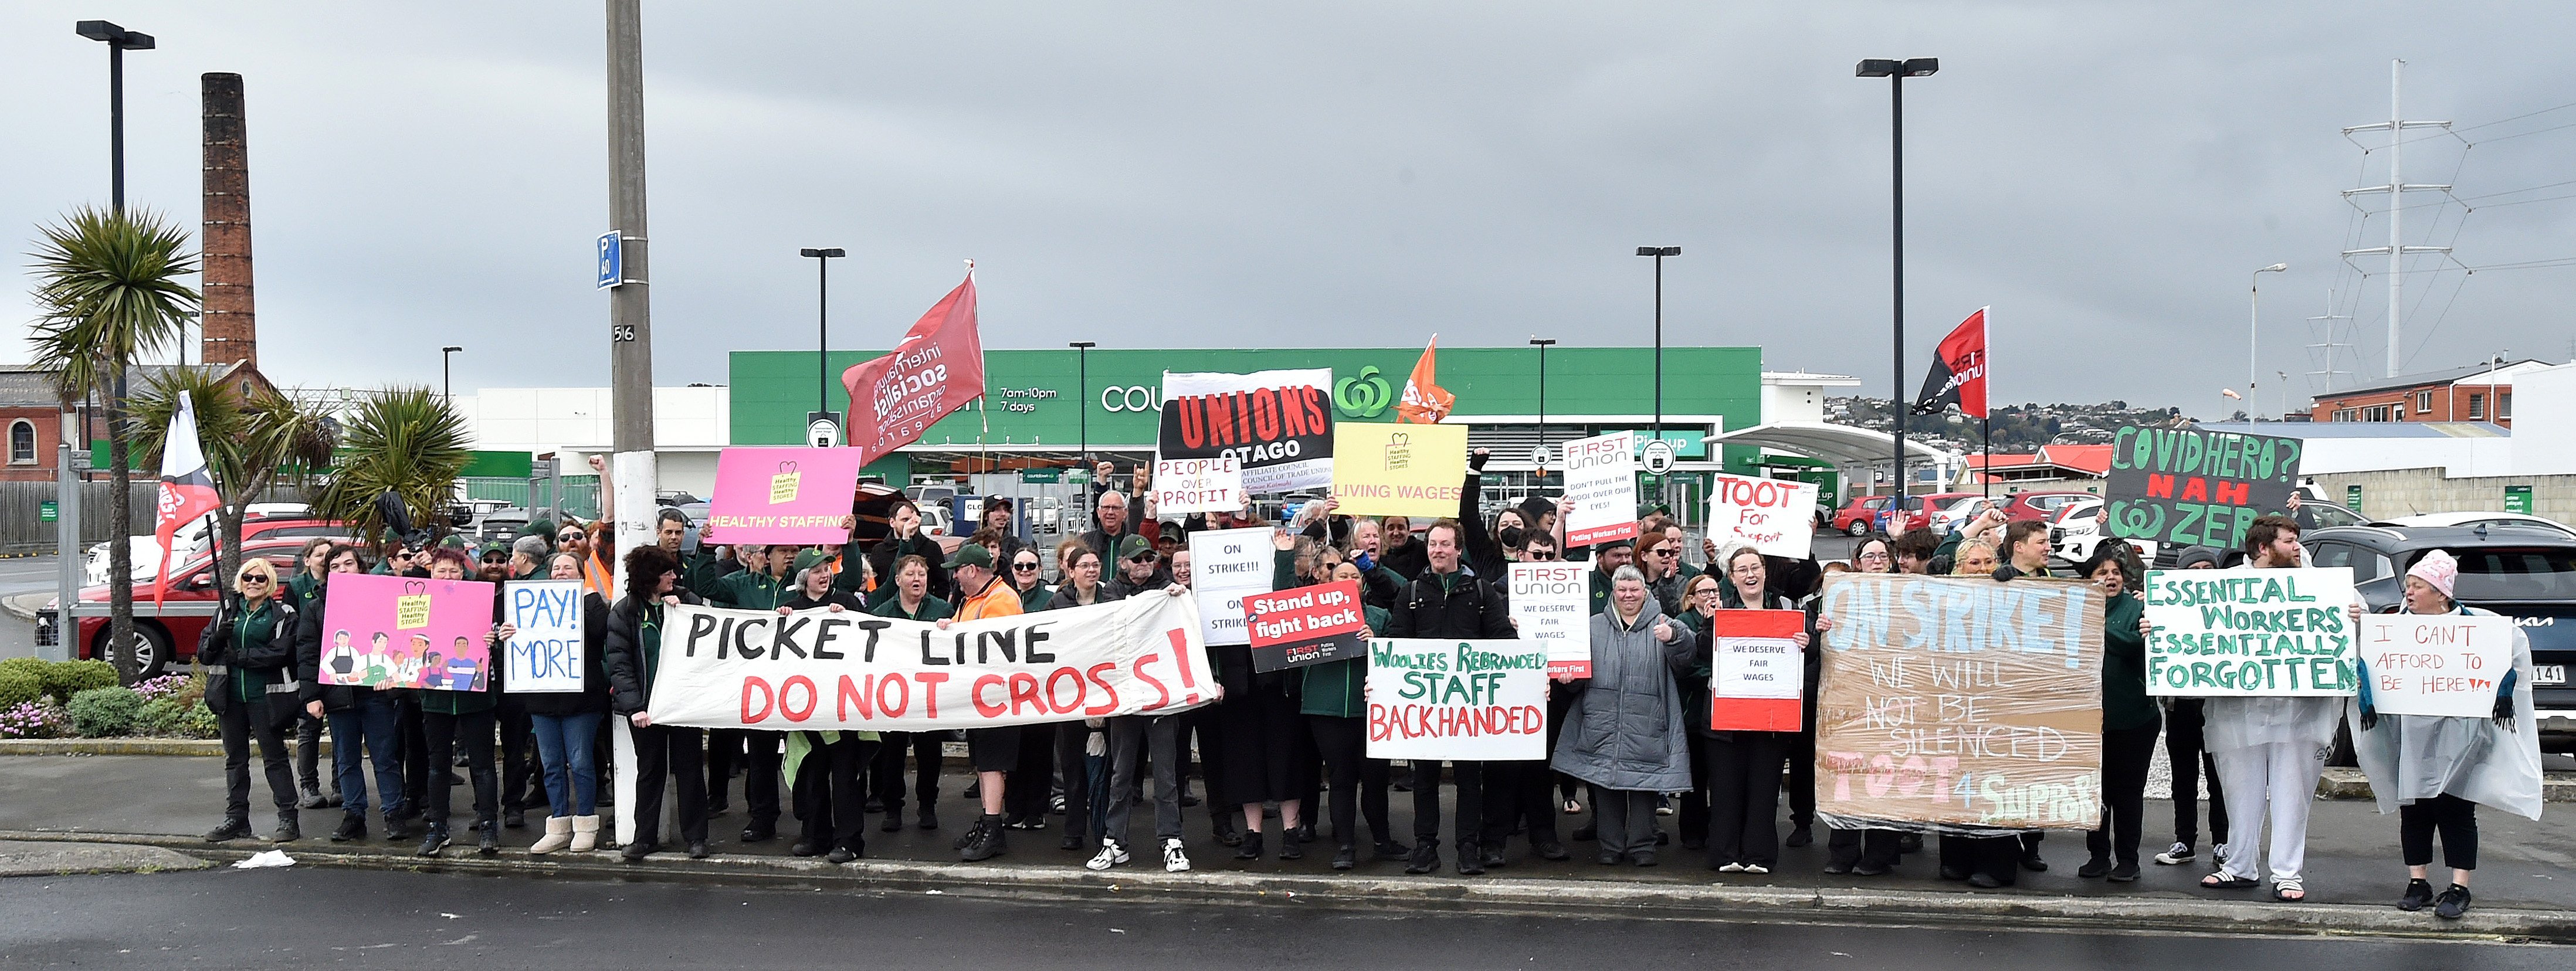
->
xmin=1743 ymin=863 xmax=1770 ymax=875
xmin=1162 ymin=838 xmax=1191 ymax=872
xmin=1718 ymin=862 xmax=1745 ymax=872
xmin=2154 ymin=841 xmax=2194 ymax=865
xmin=1086 ymin=839 xmax=1128 ymax=871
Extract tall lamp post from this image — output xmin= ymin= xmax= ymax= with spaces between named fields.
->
xmin=1635 ymin=247 xmax=1679 ymax=446
xmin=442 ymin=346 xmax=463 ymax=401
xmin=76 ymin=21 xmax=154 ymax=212
xmin=1530 ymin=337 xmax=1555 ymax=478
xmin=799 ymin=247 xmax=846 ymax=439
xmin=2249 ymin=263 xmax=2287 ymax=420
xmin=74 ymin=20 xmax=155 ymax=668
xmin=1855 ymin=57 xmax=1936 ymax=498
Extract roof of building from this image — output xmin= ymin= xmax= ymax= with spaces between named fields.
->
xmin=0 ymin=362 xmax=267 ymax=409
xmin=2194 ymin=420 xmax=2509 ymax=439
xmin=1962 ymin=444 xmax=2113 ymax=476
xmin=2310 ymin=359 xmax=2552 ymax=398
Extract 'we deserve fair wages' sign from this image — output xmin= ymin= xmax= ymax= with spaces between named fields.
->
xmin=645 ymin=593 xmax=1216 ymax=732
xmin=2143 ymin=568 xmax=2357 ymax=697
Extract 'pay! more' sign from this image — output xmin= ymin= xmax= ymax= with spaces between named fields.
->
xmin=504 ymin=579 xmax=587 ymax=693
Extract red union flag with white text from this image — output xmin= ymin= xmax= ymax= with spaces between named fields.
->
xmin=1910 ymin=307 xmax=1988 ymax=417
xmin=153 ymin=395 xmax=222 ymax=603
xmin=840 ymin=270 xmax=987 ymax=460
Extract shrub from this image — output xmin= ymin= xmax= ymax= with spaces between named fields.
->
xmin=0 ymin=667 xmax=40 ymax=709
xmin=0 ymin=701 xmax=70 ymax=739
xmin=133 ymin=674 xmax=191 ymax=703
xmin=134 ymin=696 xmax=198 ymax=736
xmin=67 ymin=685 xmax=144 ymax=738
xmin=45 ymin=659 xmax=121 ymax=704
xmin=0 ymin=656 xmax=48 ymax=683
xmin=174 ymin=700 xmax=218 ymax=739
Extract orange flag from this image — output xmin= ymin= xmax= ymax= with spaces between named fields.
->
xmin=1394 ymin=335 xmax=1455 ymax=424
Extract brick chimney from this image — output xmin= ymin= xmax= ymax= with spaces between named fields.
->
xmin=201 ymin=73 xmax=255 ymax=369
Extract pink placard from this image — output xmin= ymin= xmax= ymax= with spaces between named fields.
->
xmin=316 ymin=572 xmax=497 ymax=690
xmin=706 ymin=447 xmax=866 ymax=545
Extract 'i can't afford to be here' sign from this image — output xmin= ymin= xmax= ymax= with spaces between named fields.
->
xmin=2360 ymin=613 xmax=2516 ymax=718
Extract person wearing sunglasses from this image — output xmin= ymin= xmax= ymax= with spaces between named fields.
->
xmin=1009 ymin=551 xmax=1052 ymax=613
xmin=201 ymin=558 xmax=306 ymax=844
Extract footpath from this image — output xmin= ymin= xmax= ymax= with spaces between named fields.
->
xmin=4 ymin=752 xmax=2573 ymax=943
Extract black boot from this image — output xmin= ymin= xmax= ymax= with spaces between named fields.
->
xmin=1332 ymin=843 xmax=1357 ymax=870
xmin=418 ymin=823 xmax=452 ymax=857
xmin=917 ymin=804 xmax=939 ymax=831
xmin=329 ymin=814 xmax=366 ymax=842
xmin=204 ymin=817 xmax=253 ymax=843
xmin=961 ymin=814 xmax=1008 ymax=861
xmin=477 ymin=816 xmax=500 ymax=855
xmin=271 ymin=811 xmax=301 ymax=843
xmin=881 ymin=807 xmax=904 ymax=833
xmin=504 ymin=808 xmax=526 ymax=830
xmin=1234 ymin=831 xmax=1265 ymax=860
xmin=382 ymin=813 xmax=418 ymax=841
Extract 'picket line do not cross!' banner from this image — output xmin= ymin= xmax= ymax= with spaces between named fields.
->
xmin=645 ymin=592 xmax=1216 ymax=731
xmin=1365 ymin=638 xmax=1548 ymax=761
xmin=2142 ymin=567 xmax=2357 ymax=697
xmin=1814 ymin=573 xmax=2106 ymax=835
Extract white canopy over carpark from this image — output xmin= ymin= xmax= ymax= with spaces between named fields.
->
xmin=1705 ymin=421 xmax=1964 ymax=494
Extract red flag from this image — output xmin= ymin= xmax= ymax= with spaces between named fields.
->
xmin=1910 ymin=307 xmax=1988 ymax=417
xmin=840 ymin=269 xmax=987 ymax=461
xmin=1394 ymin=335 xmax=1455 ymax=425
xmin=152 ymin=395 xmax=222 ymax=603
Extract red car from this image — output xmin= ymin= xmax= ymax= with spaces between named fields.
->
xmin=2001 ymin=491 xmax=2096 ymax=524
xmin=46 ymin=537 xmax=347 ymax=679
xmin=1831 ymin=495 xmax=1897 ymax=536
xmin=1877 ymin=491 xmax=1980 ymax=535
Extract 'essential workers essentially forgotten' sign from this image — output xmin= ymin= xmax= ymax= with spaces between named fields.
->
xmin=1814 ymin=573 xmax=2106 ymax=834
xmin=705 ymin=446 xmax=866 ymax=545
xmin=2142 ymin=567 xmax=2357 ymax=697
xmin=1365 ymin=638 xmax=1548 ymax=761
xmin=2104 ymin=426 xmax=2302 ymax=551
xmin=502 ymin=579 xmax=587 ymax=693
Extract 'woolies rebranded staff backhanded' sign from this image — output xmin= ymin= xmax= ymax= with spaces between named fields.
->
xmin=1814 ymin=573 xmax=2105 ymax=834
xmin=502 ymin=579 xmax=586 ymax=694
xmin=1508 ymin=562 xmax=1591 ymax=678
xmin=1561 ymin=430 xmax=1639 ymax=546
xmin=2143 ymin=568 xmax=2357 ymax=697
xmin=318 ymin=573 xmax=499 ymax=691
xmin=646 ymin=592 xmax=1214 ymax=732
xmin=2360 ymin=613 xmax=2517 ymax=718
xmin=1243 ymin=580 xmax=1367 ymax=673
xmin=1706 ymin=473 xmax=1821 ymax=559
xmin=706 ymin=447 xmax=867 ymax=545
xmin=1709 ymin=609 xmax=1805 ymax=732
xmin=1329 ymin=422 xmax=1469 ymax=518
xmin=2105 ymin=426 xmax=2302 ymax=551
xmin=1365 ymin=638 xmax=1548 ymax=761
xmin=1159 ymin=369 xmax=1334 ymax=493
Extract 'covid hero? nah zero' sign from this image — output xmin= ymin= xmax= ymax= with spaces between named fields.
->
xmin=2104 ymin=425 xmax=2302 ymax=551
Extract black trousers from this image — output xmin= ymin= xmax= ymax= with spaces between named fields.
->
xmin=497 ymin=697 xmax=540 ymax=813
xmin=2163 ymin=698 xmax=2229 ymax=848
xmin=1678 ymin=733 xmax=1710 ymax=845
xmin=2087 ymin=722 xmax=2161 ymax=865
xmin=1308 ymin=715 xmax=1393 ymax=848
xmin=1829 ymin=826 xmax=1904 ymax=870
xmin=1940 ymin=834 xmax=2020 ymax=885
xmin=421 ymin=709 xmax=497 ymax=827
xmin=1005 ymin=724 xmax=1056 ymax=821
xmin=631 ymin=722 xmax=708 ymax=848
xmin=1055 ymin=722 xmax=1105 ymax=841
xmin=1704 ymin=733 xmax=1787 ymax=868
xmin=216 ymin=697 xmax=297 ymax=821
xmin=294 ymin=711 xmax=327 ymax=793
xmin=1480 ymin=759 xmax=1560 ymax=849
xmin=395 ymin=695 xmax=429 ymax=819
xmin=706 ymin=728 xmax=747 ymax=810
xmin=794 ymin=734 xmax=882 ymax=854
xmin=1184 ymin=703 xmax=1226 ymax=809
xmin=1786 ymin=721 xmax=1817 ymax=830
xmin=735 ymin=730 xmax=784 ymax=828
xmin=2400 ymin=793 xmax=2479 ymax=871
xmin=869 ymin=731 xmax=943 ymax=811
xmin=1412 ymin=760 xmax=1484 ymax=850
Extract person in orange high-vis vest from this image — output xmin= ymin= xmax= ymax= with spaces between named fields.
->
xmin=942 ymin=544 xmax=1024 ymax=862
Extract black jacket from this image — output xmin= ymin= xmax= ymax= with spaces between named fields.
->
xmin=1385 ymin=568 xmax=1514 ymax=640
xmin=844 ymin=532 xmax=949 ymax=606
xmin=520 ymin=591 xmax=613 ymax=718
xmin=1045 ymin=581 xmax=1125 ymax=611
xmin=201 ymin=594 xmax=300 ymax=720
xmin=1106 ymin=566 xmax=1172 ymax=601
xmin=785 ymin=590 xmax=867 ymax=612
xmin=1379 ymin=535 xmax=1429 ymax=582
xmin=602 ymin=590 xmax=702 ymax=717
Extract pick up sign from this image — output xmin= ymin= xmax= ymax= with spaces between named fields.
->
xmin=1243 ymin=580 xmax=1368 ymax=673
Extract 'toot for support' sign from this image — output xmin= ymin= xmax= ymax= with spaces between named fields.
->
xmin=2104 ymin=426 xmax=2302 ymax=551
xmin=1507 ymin=562 xmax=1592 ymax=678
xmin=1243 ymin=580 xmax=1368 ymax=673
xmin=2143 ymin=568 xmax=2357 ymax=697
xmin=1706 ymin=473 xmax=1820 ymax=559
xmin=1365 ymin=638 xmax=1548 ymax=761
xmin=503 ymin=579 xmax=587 ymax=694
xmin=1561 ymin=431 xmax=1638 ymax=547
xmin=2360 ymin=613 xmax=2516 ymax=717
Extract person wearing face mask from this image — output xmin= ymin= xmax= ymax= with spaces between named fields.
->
xmin=869 ymin=555 xmax=952 ymax=834
xmin=294 ymin=545 xmax=410 ymax=844
xmin=2350 ymin=550 xmax=2542 ymax=920
xmin=604 ymin=545 xmax=710 ymax=861
xmin=2076 ymin=544 xmax=2154 ymax=884
xmin=201 ymin=556 xmax=306 ymax=844
xmin=2155 ymin=544 xmax=2232 ymax=868
xmin=841 ymin=498 xmax=948 ymax=605
xmin=418 ymin=549 xmax=501 ymax=857
xmin=517 ymin=552 xmax=614 ymax=855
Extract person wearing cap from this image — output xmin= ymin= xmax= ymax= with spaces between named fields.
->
xmin=1585 ymin=537 xmax=1635 ymax=616
xmin=693 ymin=542 xmax=801 ymax=847
xmin=2350 ymin=549 xmax=2542 ymax=920
xmin=868 ymin=554 xmax=952 ymax=834
xmin=943 ymin=542 xmax=1026 ymax=861
xmin=975 ymin=497 xmax=1031 ymax=571
xmin=1107 ymin=534 xmax=1171 ymax=599
xmin=2155 ymin=545 xmax=2231 ymax=868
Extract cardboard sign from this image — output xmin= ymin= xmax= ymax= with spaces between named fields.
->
xmin=2105 ymin=426 xmax=2302 ymax=551
xmin=1328 ymin=422 xmax=1469 ymax=518
xmin=1709 ymin=609 xmax=1804 ymax=732
xmin=646 ymin=593 xmax=1215 ymax=731
xmin=1364 ymin=638 xmax=1548 ymax=761
xmin=707 ymin=447 xmax=866 ymax=545
xmin=1508 ymin=562 xmax=1592 ymax=678
xmin=317 ymin=573 xmax=498 ymax=691
xmin=1243 ymin=580 xmax=1368 ymax=673
xmin=1561 ymin=431 xmax=1639 ymax=546
xmin=2143 ymin=568 xmax=2357 ymax=697
xmin=1814 ymin=573 xmax=2105 ymax=833
xmin=2360 ymin=613 xmax=2516 ymax=718
xmin=1159 ymin=369 xmax=1335 ymax=493
xmin=1151 ymin=456 xmax=1246 ymax=516
xmin=1706 ymin=473 xmax=1820 ymax=559
xmin=502 ymin=579 xmax=586 ymax=694
xmin=1187 ymin=526 xmax=1274 ymax=647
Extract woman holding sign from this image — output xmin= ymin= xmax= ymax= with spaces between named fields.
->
xmin=1553 ymin=565 xmax=1697 ymax=867
xmin=2350 ymin=551 xmax=2543 ymax=920
xmin=199 ymin=557 xmax=306 ymax=844
xmin=518 ymin=553 xmax=611 ymax=855
xmin=1690 ymin=547 xmax=1821 ymax=875
xmin=2077 ymin=545 xmax=2155 ymax=884
xmin=420 ymin=548 xmax=502 ymax=857
xmin=1045 ymin=544 xmax=1123 ymax=857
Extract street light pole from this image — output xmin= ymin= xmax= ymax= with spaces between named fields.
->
xmin=1856 ymin=57 xmax=1937 ymax=500
xmin=1530 ymin=337 xmax=1555 ymax=478
xmin=1635 ymin=247 xmax=1680 ymax=447
xmin=799 ymin=247 xmax=846 ymax=422
xmin=74 ymin=20 xmax=156 ymax=670
xmin=76 ymin=21 xmax=154 ymax=212
xmin=2250 ymin=263 xmax=2287 ymax=420
xmin=442 ymin=346 xmax=463 ymax=402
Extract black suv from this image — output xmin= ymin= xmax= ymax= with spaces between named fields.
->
xmin=2304 ymin=523 xmax=2576 ymax=754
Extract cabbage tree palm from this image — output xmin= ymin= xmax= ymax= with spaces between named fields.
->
xmin=25 ymin=206 xmax=200 ymax=682
xmin=130 ymin=369 xmax=339 ymax=588
xmin=312 ymin=386 xmax=473 ymax=554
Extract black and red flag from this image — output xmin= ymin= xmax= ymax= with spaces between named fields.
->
xmin=1910 ymin=307 xmax=1988 ymax=416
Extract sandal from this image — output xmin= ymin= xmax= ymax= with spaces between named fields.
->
xmin=1562 ymin=800 xmax=1583 ymax=816
xmin=2201 ymin=872 xmax=2260 ymax=889
xmin=2272 ymin=878 xmax=2306 ymax=902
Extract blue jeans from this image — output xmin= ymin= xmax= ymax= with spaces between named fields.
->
xmin=529 ymin=712 xmax=603 ymax=817
xmin=328 ymin=694 xmax=405 ymax=819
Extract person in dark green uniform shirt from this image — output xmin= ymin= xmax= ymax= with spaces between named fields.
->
xmin=416 ymin=548 xmax=501 ymax=858
xmin=2079 ymin=542 xmax=2155 ymax=882
xmin=693 ymin=542 xmax=799 ymax=844
xmin=199 ymin=556 xmax=304 ymax=844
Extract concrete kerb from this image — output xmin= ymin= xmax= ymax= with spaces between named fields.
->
xmin=2 ymin=829 xmax=2565 ymax=945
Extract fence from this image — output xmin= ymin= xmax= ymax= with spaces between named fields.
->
xmin=1 ymin=481 xmax=194 ymax=555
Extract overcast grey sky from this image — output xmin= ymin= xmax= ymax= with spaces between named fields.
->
xmin=6 ymin=1 xmax=2571 ymax=413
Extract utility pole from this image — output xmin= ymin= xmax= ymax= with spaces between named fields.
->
xmin=603 ymin=0 xmax=656 ymax=593
xmin=2341 ymin=60 xmax=2452 ymax=378
xmin=2304 ymin=289 xmax=2355 ymax=400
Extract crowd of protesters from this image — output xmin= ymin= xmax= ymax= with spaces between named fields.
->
xmin=192 ymin=455 xmax=2537 ymax=919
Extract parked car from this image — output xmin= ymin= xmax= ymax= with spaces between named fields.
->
xmin=1928 ymin=495 xmax=1998 ymax=536
xmin=84 ymin=515 xmax=351 ymax=587
xmin=43 ymin=537 xmax=347 ymax=679
xmin=1831 ymin=495 xmax=1897 ymax=536
xmin=1879 ymin=491 xmax=1978 ymax=535
xmin=2049 ymin=498 xmax=2161 ymax=566
xmin=2371 ymin=511 xmax=2576 ymax=539
xmin=2304 ymin=523 xmax=2576 ymax=755
xmin=2001 ymin=490 xmax=2095 ymax=523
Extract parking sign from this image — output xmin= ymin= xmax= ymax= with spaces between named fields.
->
xmin=596 ymin=232 xmax=622 ymax=290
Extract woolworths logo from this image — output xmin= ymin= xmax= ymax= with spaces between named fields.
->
xmin=1333 ymin=366 xmax=1392 ymax=418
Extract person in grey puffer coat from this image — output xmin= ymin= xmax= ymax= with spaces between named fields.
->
xmin=1551 ymin=564 xmax=1696 ymax=867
